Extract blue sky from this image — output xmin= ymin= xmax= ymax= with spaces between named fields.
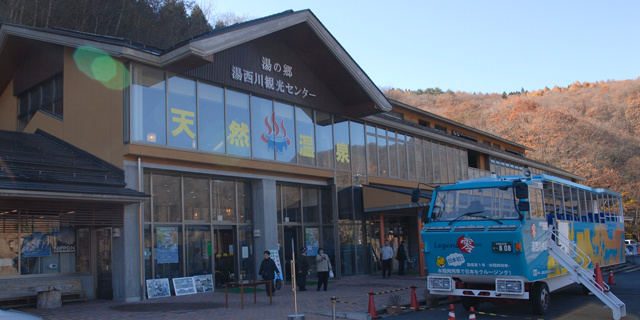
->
xmin=203 ymin=0 xmax=640 ymax=94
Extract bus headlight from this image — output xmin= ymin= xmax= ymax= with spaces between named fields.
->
xmin=428 ymin=276 xmax=453 ymax=291
xmin=495 ymin=279 xmax=524 ymax=295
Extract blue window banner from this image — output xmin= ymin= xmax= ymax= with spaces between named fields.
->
xmin=22 ymin=233 xmax=51 ymax=258
xmin=305 ymin=227 xmax=320 ymax=256
xmin=156 ymin=227 xmax=179 ymax=264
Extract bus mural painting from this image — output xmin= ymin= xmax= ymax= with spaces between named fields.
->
xmin=413 ymin=169 xmax=626 ymax=320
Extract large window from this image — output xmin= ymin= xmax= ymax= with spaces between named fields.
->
xmin=198 ymin=82 xmax=225 ymax=153
xmin=251 ymin=96 xmax=275 ymax=160
xmin=296 ymin=107 xmax=316 ymax=166
xmin=18 ymin=75 xmax=63 ymax=131
xmin=226 ymin=89 xmax=251 ymax=157
xmin=132 ymin=66 xmax=166 ymax=145
xmin=168 ymin=75 xmax=197 ymax=149
xmin=275 ymin=102 xmax=296 ymax=163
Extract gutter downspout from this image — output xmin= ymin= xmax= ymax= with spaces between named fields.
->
xmin=138 ymin=158 xmax=145 ymax=300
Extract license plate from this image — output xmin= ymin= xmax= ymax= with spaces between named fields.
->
xmin=492 ymin=242 xmax=513 ymax=252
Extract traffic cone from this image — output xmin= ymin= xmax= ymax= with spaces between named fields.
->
xmin=594 ymin=262 xmax=605 ymax=291
xmin=367 ymin=290 xmax=378 ymax=319
xmin=468 ymin=306 xmax=476 ymax=320
xmin=607 ymin=268 xmax=617 ymax=285
xmin=410 ymin=285 xmax=419 ymax=309
xmin=448 ymin=304 xmax=456 ymax=320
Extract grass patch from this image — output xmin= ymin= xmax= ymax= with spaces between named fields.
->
xmin=225 ymin=287 xmax=265 ymax=294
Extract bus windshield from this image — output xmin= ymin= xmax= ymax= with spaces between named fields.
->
xmin=431 ymin=187 xmax=521 ymax=222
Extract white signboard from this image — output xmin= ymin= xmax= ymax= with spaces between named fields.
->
xmin=172 ymin=277 xmax=197 ymax=296
xmin=269 ymin=249 xmax=283 ymax=280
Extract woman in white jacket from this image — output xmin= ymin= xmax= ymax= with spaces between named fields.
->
xmin=316 ymin=248 xmax=332 ymax=291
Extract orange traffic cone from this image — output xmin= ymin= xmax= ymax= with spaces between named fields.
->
xmin=594 ymin=262 xmax=605 ymax=291
xmin=469 ymin=306 xmax=476 ymax=320
xmin=368 ymin=290 xmax=378 ymax=319
xmin=410 ymin=285 xmax=419 ymax=309
xmin=607 ymin=268 xmax=617 ymax=285
xmin=448 ymin=304 xmax=456 ymax=320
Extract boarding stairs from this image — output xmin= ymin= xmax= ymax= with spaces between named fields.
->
xmin=547 ymin=230 xmax=626 ymax=320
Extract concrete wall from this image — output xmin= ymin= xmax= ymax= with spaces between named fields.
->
xmin=252 ymin=179 xmax=278 ymax=279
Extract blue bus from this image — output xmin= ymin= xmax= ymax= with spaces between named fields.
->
xmin=413 ymin=171 xmax=626 ymax=319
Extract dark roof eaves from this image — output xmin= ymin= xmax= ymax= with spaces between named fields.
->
xmin=34 ymin=129 xmax=126 ymax=181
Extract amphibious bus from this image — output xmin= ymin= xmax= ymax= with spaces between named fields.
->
xmin=413 ymin=171 xmax=626 ymax=319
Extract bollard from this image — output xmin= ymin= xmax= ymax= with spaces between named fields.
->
xmin=332 ymin=296 xmax=337 ymax=320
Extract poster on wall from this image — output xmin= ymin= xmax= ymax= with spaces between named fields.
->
xmin=172 ymin=277 xmax=197 ymax=296
xmin=146 ymin=278 xmax=171 ymax=299
xmin=193 ymin=274 xmax=214 ymax=293
xmin=21 ymin=233 xmax=51 ymax=258
xmin=268 ymin=250 xmax=283 ymax=280
xmin=54 ymin=226 xmax=76 ymax=253
xmin=156 ymin=227 xmax=178 ymax=263
xmin=305 ymin=228 xmax=320 ymax=256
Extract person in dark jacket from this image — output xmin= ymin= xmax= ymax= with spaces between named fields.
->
xmin=258 ymin=251 xmax=280 ymax=296
xmin=396 ymin=240 xmax=407 ymax=275
xmin=296 ymin=247 xmax=310 ymax=291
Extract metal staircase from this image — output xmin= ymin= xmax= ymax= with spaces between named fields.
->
xmin=546 ymin=230 xmax=626 ymax=320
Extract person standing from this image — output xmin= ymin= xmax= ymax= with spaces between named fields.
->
xmin=380 ymin=240 xmax=393 ymax=278
xmin=396 ymin=241 xmax=407 ymax=275
xmin=316 ymin=248 xmax=332 ymax=291
xmin=259 ymin=251 xmax=280 ymax=296
xmin=297 ymin=247 xmax=310 ymax=291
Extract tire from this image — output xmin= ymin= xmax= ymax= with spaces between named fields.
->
xmin=530 ymin=282 xmax=550 ymax=315
xmin=581 ymin=284 xmax=591 ymax=295
xmin=461 ymin=297 xmax=480 ymax=311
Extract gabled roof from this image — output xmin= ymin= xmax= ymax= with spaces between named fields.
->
xmin=0 ymin=129 xmax=148 ymax=202
xmin=0 ymin=10 xmax=391 ymax=117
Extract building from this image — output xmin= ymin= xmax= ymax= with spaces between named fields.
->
xmin=0 ymin=10 xmax=582 ymax=303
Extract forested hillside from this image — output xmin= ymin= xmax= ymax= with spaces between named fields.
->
xmin=385 ymin=79 xmax=640 ymax=238
xmin=0 ymin=0 xmax=249 ymax=49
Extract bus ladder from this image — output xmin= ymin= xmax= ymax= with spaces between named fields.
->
xmin=547 ymin=230 xmax=626 ymax=320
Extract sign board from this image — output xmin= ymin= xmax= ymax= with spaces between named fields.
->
xmin=193 ymin=274 xmax=214 ymax=293
xmin=146 ymin=278 xmax=171 ymax=299
xmin=269 ymin=250 xmax=283 ymax=280
xmin=172 ymin=277 xmax=197 ymax=296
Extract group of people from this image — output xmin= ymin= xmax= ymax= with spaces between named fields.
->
xmin=380 ymin=240 xmax=408 ymax=278
xmin=258 ymin=240 xmax=408 ymax=296
xmin=258 ymin=247 xmax=333 ymax=296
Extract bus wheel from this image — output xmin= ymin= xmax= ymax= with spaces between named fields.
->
xmin=581 ymin=284 xmax=591 ymax=295
xmin=530 ymin=282 xmax=550 ymax=315
xmin=461 ymin=297 xmax=480 ymax=311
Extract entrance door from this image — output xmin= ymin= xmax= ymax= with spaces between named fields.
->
xmin=283 ymin=226 xmax=301 ymax=281
xmin=96 ymin=228 xmax=113 ymax=300
xmin=213 ymin=226 xmax=235 ymax=287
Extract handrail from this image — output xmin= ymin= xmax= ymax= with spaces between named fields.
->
xmin=550 ymin=228 xmax=591 ymax=268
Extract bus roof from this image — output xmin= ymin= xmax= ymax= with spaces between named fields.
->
xmin=440 ymin=174 xmax=621 ymax=198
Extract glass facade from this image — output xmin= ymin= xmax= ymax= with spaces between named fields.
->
xmin=143 ymin=172 xmax=253 ymax=287
xmin=126 ymin=63 xmax=545 ymax=279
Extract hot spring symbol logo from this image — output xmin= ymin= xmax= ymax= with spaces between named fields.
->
xmin=261 ymin=112 xmax=291 ymax=154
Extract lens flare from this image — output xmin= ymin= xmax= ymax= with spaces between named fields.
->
xmin=73 ymin=46 xmax=130 ymax=90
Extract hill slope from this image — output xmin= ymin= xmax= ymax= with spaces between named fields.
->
xmin=385 ymin=79 xmax=640 ymax=237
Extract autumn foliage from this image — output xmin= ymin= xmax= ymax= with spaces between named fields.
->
xmin=385 ymin=79 xmax=640 ymax=239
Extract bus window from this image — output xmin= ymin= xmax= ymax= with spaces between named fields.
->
xmin=529 ymin=187 xmax=544 ymax=219
xmin=579 ymin=190 xmax=589 ymax=222
xmin=552 ymin=182 xmax=563 ymax=219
